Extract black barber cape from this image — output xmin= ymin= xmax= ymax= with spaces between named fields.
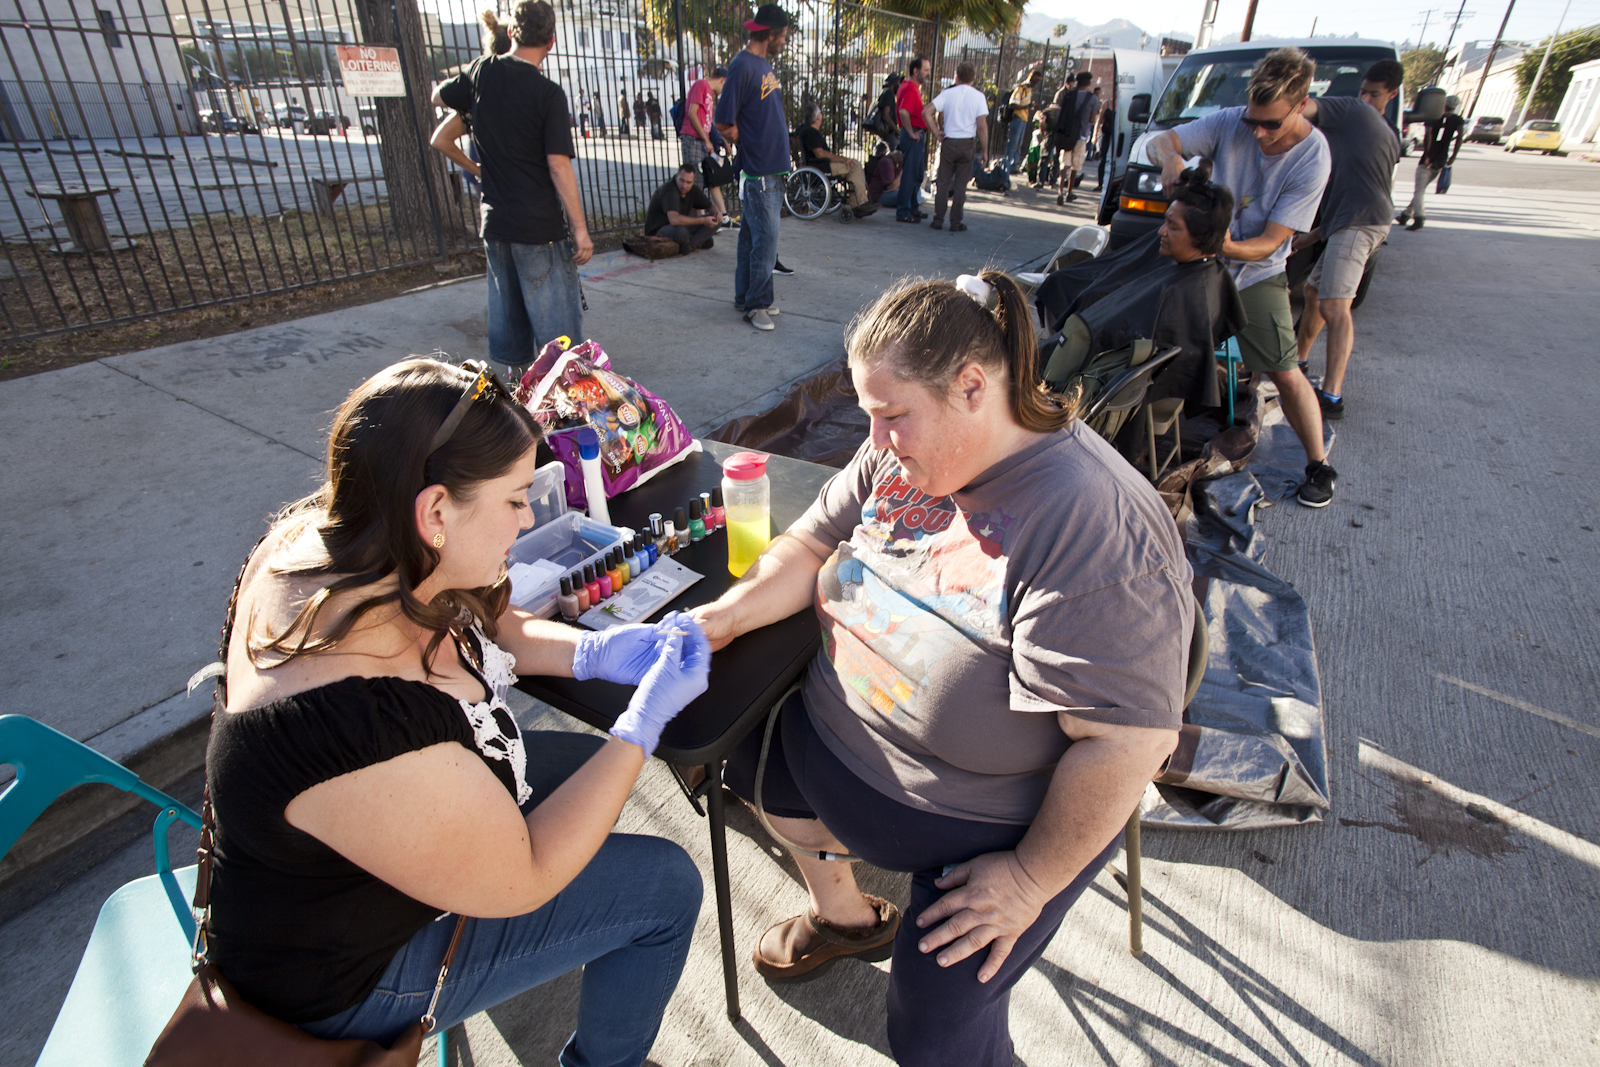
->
xmin=1035 ymin=230 xmax=1246 ymax=408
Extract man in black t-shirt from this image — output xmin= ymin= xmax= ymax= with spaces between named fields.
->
xmin=797 ymin=102 xmax=871 ymax=213
xmin=1398 ymin=94 xmax=1464 ymax=231
xmin=645 ymin=163 xmax=718 ymax=254
xmin=432 ymin=0 xmax=590 ymax=378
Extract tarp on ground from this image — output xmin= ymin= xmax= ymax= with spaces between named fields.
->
xmin=710 ymin=361 xmax=1331 ymax=831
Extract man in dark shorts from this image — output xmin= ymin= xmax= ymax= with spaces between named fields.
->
xmin=645 ymin=163 xmax=717 ymax=255
xmin=1147 ymin=47 xmax=1337 ymax=508
xmin=433 ymin=0 xmax=590 ymax=380
xmin=1293 ymin=59 xmax=1402 ymax=421
xmin=715 ymin=4 xmax=791 ymax=332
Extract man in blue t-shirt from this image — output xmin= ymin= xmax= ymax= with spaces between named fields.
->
xmin=1147 ymin=47 xmax=1337 ymax=509
xmin=715 ymin=3 xmax=790 ymax=332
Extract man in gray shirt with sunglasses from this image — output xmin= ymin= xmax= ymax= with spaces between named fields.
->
xmin=1148 ymin=47 xmax=1334 ymax=509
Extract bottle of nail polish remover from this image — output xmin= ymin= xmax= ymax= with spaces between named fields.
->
xmin=558 ymin=576 xmax=580 ymax=624
xmin=674 ymin=507 xmax=690 ymax=550
xmin=689 ymin=499 xmax=706 ymax=542
xmin=710 ymin=486 xmax=726 ymax=530
xmin=583 ymin=563 xmax=600 ymax=606
xmin=662 ymin=521 xmax=677 ymax=554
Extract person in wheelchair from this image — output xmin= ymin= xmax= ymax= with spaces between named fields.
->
xmin=797 ymin=102 xmax=876 ymax=217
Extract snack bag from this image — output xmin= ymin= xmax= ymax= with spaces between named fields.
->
xmin=514 ymin=337 xmax=696 ymax=511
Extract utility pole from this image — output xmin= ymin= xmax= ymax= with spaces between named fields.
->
xmin=1466 ymin=0 xmax=1516 ymax=120
xmin=1415 ymin=8 xmax=1439 ymax=46
xmin=1309 ymin=17 xmax=1317 ymax=37
xmin=1241 ymin=0 xmax=1260 ymax=42
xmin=1433 ymin=0 xmax=1473 ymax=85
xmin=1509 ymin=0 xmax=1570 ymax=126
xmin=1196 ymin=0 xmax=1220 ymax=49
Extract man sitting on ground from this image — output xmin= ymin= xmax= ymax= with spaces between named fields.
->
xmin=645 ymin=162 xmax=717 ymax=255
xmin=867 ymin=146 xmax=902 ymax=207
xmin=797 ymin=102 xmax=875 ymax=216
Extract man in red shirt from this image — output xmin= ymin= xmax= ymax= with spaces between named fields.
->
xmin=895 ymin=56 xmax=929 ymax=223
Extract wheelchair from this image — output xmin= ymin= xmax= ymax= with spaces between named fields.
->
xmin=784 ymin=133 xmax=857 ymax=224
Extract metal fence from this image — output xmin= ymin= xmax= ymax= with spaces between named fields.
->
xmin=0 ymin=0 xmax=1058 ymax=340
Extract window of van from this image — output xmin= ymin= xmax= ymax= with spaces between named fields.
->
xmin=1152 ymin=48 xmax=1398 ymax=127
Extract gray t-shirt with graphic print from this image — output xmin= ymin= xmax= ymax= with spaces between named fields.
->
xmin=1175 ymin=107 xmax=1331 ymax=292
xmin=793 ymin=424 xmax=1194 ymax=825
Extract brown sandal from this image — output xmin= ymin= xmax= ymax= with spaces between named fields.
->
xmin=752 ymin=894 xmax=900 ymax=982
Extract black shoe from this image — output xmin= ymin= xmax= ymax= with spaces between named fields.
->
xmin=1297 ymin=462 xmax=1337 ymax=508
xmin=772 ymin=259 xmax=795 ymax=275
xmin=896 ymin=214 xmax=921 ymax=223
xmin=853 ymin=203 xmax=879 ymax=218
xmin=950 ymin=222 xmax=967 ymax=232
xmin=1407 ymin=218 xmax=1424 ymax=230
xmin=1317 ymin=389 xmax=1344 ymax=420
xmin=1056 ymin=193 xmax=1064 ymax=205
xmin=930 ymin=218 xmax=943 ymax=230
xmin=702 ymin=237 xmax=715 ymax=250
xmin=1395 ymin=212 xmax=1410 ymax=225
xmin=915 ymin=211 xmax=928 ymax=220
xmin=1064 ymin=192 xmax=1076 ymax=202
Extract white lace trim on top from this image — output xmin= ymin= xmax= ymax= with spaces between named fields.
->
xmin=457 ymin=625 xmax=531 ymax=806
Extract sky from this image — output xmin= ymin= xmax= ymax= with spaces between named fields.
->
xmin=1023 ymin=0 xmax=1600 ymax=51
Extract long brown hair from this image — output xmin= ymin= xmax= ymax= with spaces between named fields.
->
xmin=846 ymin=270 xmax=1077 ymax=431
xmin=246 ymin=358 xmax=540 ymax=673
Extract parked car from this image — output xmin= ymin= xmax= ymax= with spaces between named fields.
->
xmin=271 ymin=103 xmax=308 ymax=128
xmin=197 ymin=109 xmax=241 ymax=134
xmin=305 ymin=110 xmax=351 ymax=135
xmin=1504 ymin=120 xmax=1565 ymax=155
xmin=1467 ymin=116 xmax=1505 ymax=144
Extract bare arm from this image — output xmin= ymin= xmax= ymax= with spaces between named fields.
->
xmin=976 ymin=115 xmax=989 ymax=164
xmin=490 ymin=607 xmax=584 ymax=676
xmin=923 ymin=101 xmax=941 ymax=141
xmin=899 ymin=103 xmax=919 ymax=138
xmin=429 ymin=113 xmax=479 ymax=179
xmin=913 ymin=714 xmax=1176 ymax=981
xmin=286 ymin=735 xmax=649 ymax=917
xmin=716 ymin=121 xmax=738 ymax=143
xmin=547 ymin=154 xmax=593 ymax=266
xmin=1222 ymin=220 xmax=1296 ymax=262
xmin=689 ymin=106 xmax=713 ymax=149
xmin=690 ymin=528 xmax=830 ymax=650
xmin=1147 ymin=128 xmax=1188 ymax=189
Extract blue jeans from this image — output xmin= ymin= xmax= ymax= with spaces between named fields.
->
xmin=896 ymin=131 xmax=927 ymax=219
xmin=300 ymin=834 xmax=702 ymax=1067
xmin=1004 ymin=117 xmax=1027 ymax=171
xmin=735 ymin=173 xmax=783 ymax=313
xmin=484 ymin=238 xmax=584 ymax=380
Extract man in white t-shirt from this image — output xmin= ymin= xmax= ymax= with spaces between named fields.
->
xmin=924 ymin=60 xmax=989 ymax=232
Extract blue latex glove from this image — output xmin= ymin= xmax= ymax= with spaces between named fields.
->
xmin=571 ymin=612 xmax=702 ymax=685
xmin=609 ymin=618 xmax=712 ymax=758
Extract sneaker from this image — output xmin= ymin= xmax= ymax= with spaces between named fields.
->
xmin=1297 ymin=462 xmax=1337 ymax=508
xmin=1317 ymin=389 xmax=1345 ymax=420
xmin=745 ymin=309 xmax=775 ymax=331
xmin=1056 ymin=193 xmax=1064 ymax=205
xmin=721 ymin=214 xmax=738 ymax=228
xmin=734 ymin=304 xmax=778 ymax=314
xmin=772 ymin=259 xmax=795 ymax=275
xmin=930 ymin=218 xmax=943 ymax=230
xmin=1395 ymin=212 xmax=1410 ymax=225
xmin=950 ymin=222 xmax=967 ymax=232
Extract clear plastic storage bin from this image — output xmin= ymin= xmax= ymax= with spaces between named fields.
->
xmin=506 ymin=461 xmax=626 ymax=618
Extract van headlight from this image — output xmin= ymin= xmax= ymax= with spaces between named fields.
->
xmin=1132 ymin=170 xmax=1165 ymax=196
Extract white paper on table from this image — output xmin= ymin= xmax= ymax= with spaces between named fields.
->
xmin=508 ymin=559 xmax=564 ymax=604
xmin=578 ymin=557 xmax=702 ymax=629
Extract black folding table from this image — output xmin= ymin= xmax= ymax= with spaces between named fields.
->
xmin=514 ymin=441 xmax=834 ymax=1022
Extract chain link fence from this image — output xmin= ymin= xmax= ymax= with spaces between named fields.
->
xmin=0 ymin=0 xmax=1057 ymax=339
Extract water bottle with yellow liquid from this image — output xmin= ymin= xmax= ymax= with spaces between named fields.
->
xmin=721 ymin=452 xmax=771 ymax=577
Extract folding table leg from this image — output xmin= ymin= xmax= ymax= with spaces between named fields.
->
xmin=705 ymin=762 xmax=742 ymax=1021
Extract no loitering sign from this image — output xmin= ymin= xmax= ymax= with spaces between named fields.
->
xmin=336 ymin=45 xmax=406 ymax=97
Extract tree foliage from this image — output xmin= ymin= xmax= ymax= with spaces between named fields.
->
xmin=1515 ymin=29 xmax=1600 ymax=115
xmin=1401 ymin=46 xmax=1444 ymax=99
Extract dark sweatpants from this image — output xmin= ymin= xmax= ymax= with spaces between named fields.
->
xmin=655 ymin=223 xmax=714 ymax=255
xmin=724 ymin=692 xmax=1120 ymax=1067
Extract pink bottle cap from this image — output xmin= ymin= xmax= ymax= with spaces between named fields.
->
xmin=723 ymin=452 xmax=770 ymax=481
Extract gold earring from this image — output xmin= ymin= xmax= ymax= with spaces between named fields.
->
xmin=432 ymin=533 xmax=446 ymax=549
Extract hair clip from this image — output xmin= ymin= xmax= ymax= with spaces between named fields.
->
xmin=955 ymin=274 xmax=997 ymax=312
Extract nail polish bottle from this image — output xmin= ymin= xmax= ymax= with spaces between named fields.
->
xmin=689 ymin=499 xmax=706 ymax=542
xmin=607 ymin=549 xmax=624 ymax=590
xmin=596 ymin=557 xmax=613 ymax=600
xmin=645 ymin=537 xmax=658 ymax=566
xmin=583 ymin=563 xmax=600 ymax=606
xmin=624 ymin=539 xmax=640 ymax=579
xmin=699 ymin=492 xmax=713 ymax=528
xmin=572 ymin=570 xmax=590 ymax=612
xmin=613 ymin=547 xmax=628 ymax=588
xmin=662 ymin=521 xmax=677 ymax=555
xmin=674 ymin=507 xmax=690 ymax=550
xmin=710 ymin=486 xmax=725 ymax=530
xmin=558 ymin=576 xmax=580 ymax=624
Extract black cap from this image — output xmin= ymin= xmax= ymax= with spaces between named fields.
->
xmin=711 ymin=485 xmax=724 ymax=506
xmin=624 ymin=539 xmax=635 ymax=557
xmin=583 ymin=563 xmax=594 ymax=582
xmin=689 ymin=498 xmax=702 ymax=520
xmin=712 ymin=65 xmax=729 ymax=79
xmin=675 ymin=506 xmax=688 ymax=528
xmin=743 ymin=3 xmax=789 ymax=31
xmin=560 ymin=575 xmax=572 ymax=596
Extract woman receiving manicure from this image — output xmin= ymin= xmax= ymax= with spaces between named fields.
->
xmin=695 ymin=273 xmax=1192 ymax=1066
xmin=203 ymin=358 xmax=711 ymax=1063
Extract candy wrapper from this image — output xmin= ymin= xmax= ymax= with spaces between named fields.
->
xmin=514 ymin=337 xmax=698 ymax=512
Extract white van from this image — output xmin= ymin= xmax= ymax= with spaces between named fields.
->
xmin=1104 ymin=38 xmax=1405 ymax=249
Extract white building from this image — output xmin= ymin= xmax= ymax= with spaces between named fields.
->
xmin=0 ymin=0 xmax=199 ymax=139
xmin=1439 ymin=39 xmax=1530 ymax=121
xmin=1555 ymin=56 xmax=1600 ymax=145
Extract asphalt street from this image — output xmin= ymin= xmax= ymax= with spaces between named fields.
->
xmin=1 ymin=143 xmax=1597 ymax=1067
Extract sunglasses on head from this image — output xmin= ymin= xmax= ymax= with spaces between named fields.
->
xmin=429 ymin=359 xmax=512 ymax=455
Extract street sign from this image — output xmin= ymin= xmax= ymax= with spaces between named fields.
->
xmin=336 ymin=45 xmax=405 ymax=97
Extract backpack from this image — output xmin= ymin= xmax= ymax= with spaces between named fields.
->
xmin=669 ymin=96 xmax=685 ymax=134
xmin=701 ymin=152 xmax=737 ymax=188
xmin=972 ymin=161 xmax=1011 ymax=193
xmin=623 ymin=233 xmax=683 ymax=259
xmin=1052 ymin=89 xmax=1084 ymax=151
xmin=864 ymin=75 xmax=902 ymax=138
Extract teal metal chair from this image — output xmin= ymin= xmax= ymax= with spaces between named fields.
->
xmin=1218 ymin=336 xmax=1244 ymax=426
xmin=3 ymin=713 xmax=456 ymax=1067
